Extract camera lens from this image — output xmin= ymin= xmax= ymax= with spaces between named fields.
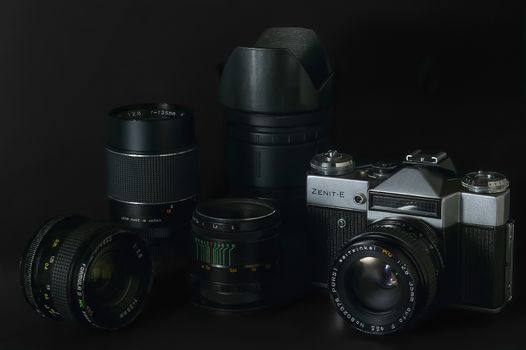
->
xmin=346 ymin=257 xmax=400 ymax=312
xmin=220 ymin=28 xmax=333 ymax=198
xmin=106 ymin=103 xmax=198 ymax=258
xmin=220 ymin=27 xmax=333 ymax=299
xmin=191 ymin=198 xmax=280 ymax=311
xmin=20 ymin=216 xmax=153 ymax=330
xmin=329 ymin=218 xmax=442 ymax=335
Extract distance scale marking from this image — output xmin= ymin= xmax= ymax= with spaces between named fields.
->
xmin=194 ymin=238 xmax=273 ymax=273
xmin=194 ymin=237 xmax=236 ymax=267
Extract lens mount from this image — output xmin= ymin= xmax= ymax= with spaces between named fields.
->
xmin=329 ymin=218 xmax=442 ymax=335
xmin=106 ymin=103 xmax=198 ymax=260
xmin=20 ymin=216 xmax=153 ymax=330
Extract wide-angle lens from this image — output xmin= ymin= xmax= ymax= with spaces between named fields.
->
xmin=106 ymin=103 xmax=198 ymax=259
xmin=191 ymin=198 xmax=280 ymax=311
xmin=329 ymin=218 xmax=442 ymax=335
xmin=20 ymin=216 xmax=153 ymax=330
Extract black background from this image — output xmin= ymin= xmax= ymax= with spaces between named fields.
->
xmin=1 ymin=1 xmax=525 ymax=349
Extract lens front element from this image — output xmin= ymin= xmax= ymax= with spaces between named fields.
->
xmin=347 ymin=257 xmax=401 ymax=312
xmin=329 ymin=218 xmax=442 ymax=335
xmin=20 ymin=216 xmax=153 ymax=330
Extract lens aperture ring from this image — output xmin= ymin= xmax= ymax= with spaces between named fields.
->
xmin=20 ymin=216 xmax=87 ymax=317
xmin=50 ymin=221 xmax=111 ymax=325
xmin=331 ymin=219 xmax=442 ymax=335
xmin=21 ymin=218 xmax=153 ymax=329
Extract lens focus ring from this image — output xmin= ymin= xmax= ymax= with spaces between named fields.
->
xmin=106 ymin=148 xmax=197 ymax=204
xmin=229 ymin=124 xmax=326 ymax=146
xmin=20 ymin=217 xmax=153 ymax=330
xmin=50 ymin=222 xmax=107 ymax=323
xmin=330 ymin=218 xmax=443 ymax=335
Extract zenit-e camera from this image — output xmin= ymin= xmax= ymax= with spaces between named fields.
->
xmin=307 ymin=150 xmax=514 ymax=335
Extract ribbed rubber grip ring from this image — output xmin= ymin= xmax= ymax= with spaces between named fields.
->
xmin=50 ymin=222 xmax=109 ymax=324
xmin=228 ymin=124 xmax=326 ymax=146
xmin=21 ymin=216 xmax=72 ymax=310
xmin=106 ymin=147 xmax=197 ymax=204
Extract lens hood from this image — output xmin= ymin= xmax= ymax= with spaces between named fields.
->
xmin=220 ymin=27 xmax=334 ymax=115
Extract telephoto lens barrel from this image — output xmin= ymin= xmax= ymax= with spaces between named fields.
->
xmin=220 ymin=27 xmax=334 ymax=300
xmin=106 ymin=103 xmax=198 ymax=260
xmin=220 ymin=27 xmax=334 ymax=197
xmin=191 ymin=198 xmax=281 ymax=311
xmin=20 ymin=216 xmax=153 ymax=330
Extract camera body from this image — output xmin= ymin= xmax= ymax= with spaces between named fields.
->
xmin=307 ymin=150 xmax=514 ymax=312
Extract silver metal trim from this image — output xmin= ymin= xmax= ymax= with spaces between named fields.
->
xmin=461 ymin=171 xmax=509 ymax=194
xmin=307 ymin=202 xmax=367 ymax=212
xmin=106 ymin=147 xmax=195 ymax=157
xmin=306 ymin=174 xmax=370 ymax=210
xmin=405 ymin=149 xmax=422 ymax=162
xmin=367 ymin=210 xmax=444 ymax=229
xmin=371 ymin=167 xmax=444 ymax=199
xmin=460 ymin=190 xmax=510 ymax=227
xmin=108 ymin=194 xmax=197 ymax=205
xmin=195 ymin=209 xmax=276 ymax=222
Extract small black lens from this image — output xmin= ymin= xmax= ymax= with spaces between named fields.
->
xmin=191 ymin=199 xmax=280 ymax=311
xmin=329 ymin=218 xmax=442 ymax=335
xmin=20 ymin=216 xmax=153 ymax=330
xmin=106 ymin=103 xmax=198 ymax=259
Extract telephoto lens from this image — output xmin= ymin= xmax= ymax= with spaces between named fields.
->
xmin=106 ymin=103 xmax=198 ymax=260
xmin=191 ymin=198 xmax=280 ymax=311
xmin=20 ymin=216 xmax=153 ymax=330
xmin=220 ymin=27 xmax=334 ymax=198
xmin=220 ymin=27 xmax=334 ymax=300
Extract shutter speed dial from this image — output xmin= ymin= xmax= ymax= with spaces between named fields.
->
xmin=461 ymin=171 xmax=509 ymax=194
